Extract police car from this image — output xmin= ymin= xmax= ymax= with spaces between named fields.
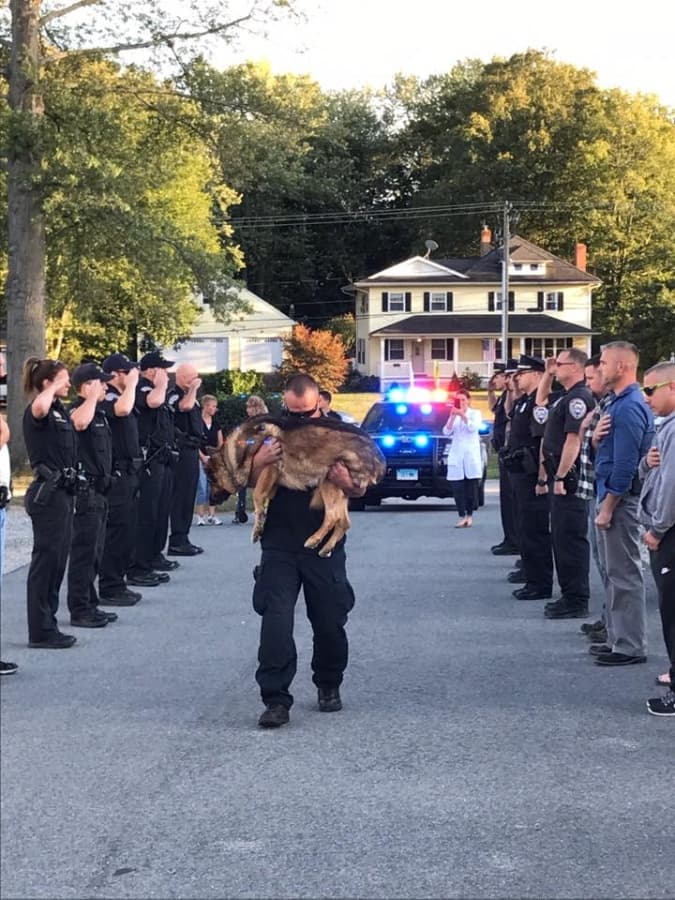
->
xmin=351 ymin=387 xmax=491 ymax=510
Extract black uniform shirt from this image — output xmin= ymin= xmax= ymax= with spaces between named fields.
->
xmin=261 ymin=485 xmax=345 ymax=553
xmin=167 ymin=385 xmax=202 ymax=444
xmin=69 ymin=398 xmax=113 ymax=477
xmin=508 ymin=391 xmax=543 ymax=451
xmin=99 ymin=385 xmax=140 ymax=462
xmin=23 ymin=399 xmax=77 ymax=471
xmin=542 ymin=380 xmax=595 ymax=459
xmin=492 ymin=391 xmax=508 ymax=450
xmin=135 ymin=377 xmax=173 ymax=449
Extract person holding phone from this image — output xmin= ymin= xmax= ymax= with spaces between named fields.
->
xmin=443 ymin=390 xmax=483 ymax=527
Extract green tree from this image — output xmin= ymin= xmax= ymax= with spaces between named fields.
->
xmin=325 ymin=313 xmax=356 ymax=356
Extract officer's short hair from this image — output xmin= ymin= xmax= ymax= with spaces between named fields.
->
xmin=561 ymin=347 xmax=588 ymax=367
xmin=586 ymin=354 xmax=601 ymax=368
xmin=319 ymin=389 xmax=332 ymax=404
xmin=645 ymin=360 xmax=675 ymax=379
xmin=285 ymin=373 xmax=319 ymax=397
xmin=603 ymin=340 xmax=640 ymax=364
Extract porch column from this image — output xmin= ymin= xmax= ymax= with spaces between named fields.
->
xmin=453 ymin=337 xmax=458 ymax=375
xmin=380 ymin=338 xmax=386 ymax=382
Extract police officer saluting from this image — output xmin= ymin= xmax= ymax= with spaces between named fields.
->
xmin=167 ymin=363 xmax=204 ymax=556
xmin=489 ymin=361 xmax=519 ymax=556
xmin=501 ymin=355 xmax=554 ymax=601
xmin=22 ymin=358 xmax=77 ymax=649
xmin=98 ymin=353 xmax=144 ymax=604
xmin=128 ymin=351 xmax=176 ymax=585
xmin=537 ymin=349 xmax=595 ymax=619
xmin=66 ymin=363 xmax=117 ymax=628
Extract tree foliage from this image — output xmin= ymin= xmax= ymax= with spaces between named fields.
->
xmin=278 ymin=324 xmax=348 ymax=392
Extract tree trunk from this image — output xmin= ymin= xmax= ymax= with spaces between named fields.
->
xmin=5 ymin=0 xmax=46 ymax=470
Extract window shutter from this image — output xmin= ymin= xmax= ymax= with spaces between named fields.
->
xmin=557 ymin=291 xmax=564 ymax=311
xmin=446 ymin=291 xmax=453 ymax=311
xmin=446 ymin=339 xmax=454 ymax=360
xmin=384 ymin=340 xmax=389 ymax=361
xmin=508 ymin=291 xmax=515 ymax=311
xmin=488 ymin=291 xmax=495 ymax=312
xmin=537 ymin=291 xmax=544 ymax=311
xmin=405 ymin=292 xmax=412 ymax=312
xmin=423 ymin=291 xmax=430 ymax=312
xmin=382 ymin=291 xmax=389 ymax=312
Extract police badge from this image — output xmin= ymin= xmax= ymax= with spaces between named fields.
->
xmin=569 ymin=398 xmax=587 ymax=419
xmin=533 ymin=405 xmax=549 ymax=425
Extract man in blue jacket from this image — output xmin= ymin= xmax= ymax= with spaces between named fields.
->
xmin=593 ymin=341 xmax=654 ymax=666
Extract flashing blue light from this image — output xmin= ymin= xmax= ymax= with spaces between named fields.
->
xmin=381 ymin=435 xmax=396 ymax=448
xmin=388 ymin=388 xmax=406 ymax=403
xmin=414 ymin=434 xmax=430 ymax=448
xmin=420 ymin=403 xmax=432 ymax=415
xmin=478 ymin=420 xmax=491 ymax=435
xmin=395 ymin=403 xmax=408 ymax=415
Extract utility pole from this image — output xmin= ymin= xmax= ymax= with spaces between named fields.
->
xmin=501 ymin=201 xmax=512 ymax=363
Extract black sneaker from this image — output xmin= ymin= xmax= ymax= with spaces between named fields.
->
xmin=258 ymin=704 xmax=290 ymax=728
xmin=151 ymin=555 xmax=180 ymax=571
xmin=317 ymin=687 xmax=342 ymax=712
xmin=588 ymin=629 xmax=608 ymax=644
xmin=545 ymin=605 xmax=589 ymax=619
xmin=70 ymin=614 xmax=108 ymax=628
xmin=151 ymin=571 xmax=171 ymax=582
xmin=0 ymin=660 xmax=18 ymax=676
xmin=127 ymin=571 xmax=161 ymax=587
xmin=28 ymin=632 xmax=77 ymax=649
xmin=94 ymin=609 xmax=118 ymax=623
xmin=580 ymin=620 xmax=604 ymax=635
xmin=646 ymin=690 xmax=675 ymax=717
xmin=491 ymin=543 xmax=519 ymax=556
xmin=589 ymin=643 xmax=612 ymax=656
xmin=99 ymin=589 xmax=141 ymax=606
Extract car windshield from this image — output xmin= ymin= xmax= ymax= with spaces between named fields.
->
xmin=361 ymin=403 xmax=451 ymax=433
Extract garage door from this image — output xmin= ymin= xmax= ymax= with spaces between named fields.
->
xmin=240 ymin=338 xmax=282 ymax=372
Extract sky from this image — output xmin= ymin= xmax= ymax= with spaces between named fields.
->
xmin=214 ymin=0 xmax=675 ymax=108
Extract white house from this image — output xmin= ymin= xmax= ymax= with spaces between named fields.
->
xmin=170 ymin=286 xmax=296 ymax=373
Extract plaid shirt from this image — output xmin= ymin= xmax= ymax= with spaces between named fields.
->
xmin=576 ymin=392 xmax=614 ymax=500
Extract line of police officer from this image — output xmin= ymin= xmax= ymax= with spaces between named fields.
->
xmin=490 ymin=352 xmax=595 ymax=617
xmin=21 ymin=351 xmax=205 ymax=649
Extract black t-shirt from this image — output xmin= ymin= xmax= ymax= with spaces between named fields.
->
xmin=261 ymin=485 xmax=344 ymax=553
xmin=542 ymin=380 xmax=595 ymax=458
xmin=135 ymin=377 xmax=173 ymax=449
xmin=508 ymin=391 xmax=544 ymax=451
xmin=99 ymin=385 xmax=141 ymax=461
xmin=23 ymin=400 xmax=77 ymax=471
xmin=69 ymin=398 xmax=113 ymax=477
xmin=168 ymin=385 xmax=202 ymax=443
xmin=200 ymin=416 xmax=221 ymax=452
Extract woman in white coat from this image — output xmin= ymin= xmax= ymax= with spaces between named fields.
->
xmin=443 ymin=389 xmax=483 ymax=528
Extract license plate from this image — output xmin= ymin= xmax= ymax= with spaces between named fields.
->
xmin=396 ymin=468 xmax=418 ymax=481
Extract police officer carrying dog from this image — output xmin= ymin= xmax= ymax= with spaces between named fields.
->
xmin=66 ymin=363 xmax=118 ymax=629
xmin=537 ymin=349 xmax=595 ymax=618
xmin=22 ymin=358 xmax=78 ymax=649
xmin=501 ymin=355 xmax=554 ymax=601
xmin=98 ymin=353 xmax=145 ymax=603
xmin=167 ymin=363 xmax=204 ymax=556
xmin=129 ymin=351 xmax=176 ymax=584
xmin=248 ymin=373 xmax=365 ymax=729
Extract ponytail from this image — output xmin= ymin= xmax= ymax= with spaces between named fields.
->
xmin=22 ymin=357 xmax=66 ymax=394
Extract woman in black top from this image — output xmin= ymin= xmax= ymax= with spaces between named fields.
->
xmin=22 ymin=357 xmax=78 ymax=649
xmin=194 ymin=394 xmax=223 ymax=525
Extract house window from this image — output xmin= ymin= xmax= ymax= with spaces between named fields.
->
xmin=359 ymin=297 xmax=368 ymax=315
xmin=524 ymin=337 xmax=574 ymax=357
xmin=536 ymin=291 xmax=564 ymax=311
xmin=495 ymin=339 xmax=514 ymax=360
xmin=384 ymin=339 xmax=405 ymax=361
xmin=388 ymin=292 xmax=405 ymax=312
xmin=430 ymin=292 xmax=447 ymax=311
xmin=530 ymin=264 xmax=540 ymax=272
xmin=513 ymin=263 xmax=523 ymax=271
xmin=431 ymin=339 xmax=454 ymax=360
xmin=545 ymin=291 xmax=562 ymax=310
xmin=488 ymin=291 xmax=515 ymax=311
xmin=357 ymin=338 xmax=366 ymax=365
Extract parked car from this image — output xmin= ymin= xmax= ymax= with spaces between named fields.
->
xmin=350 ymin=389 xmax=492 ymax=510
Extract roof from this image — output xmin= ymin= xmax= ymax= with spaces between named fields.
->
xmin=353 ymin=235 xmax=600 ymax=287
xmin=371 ymin=314 xmax=593 ymax=336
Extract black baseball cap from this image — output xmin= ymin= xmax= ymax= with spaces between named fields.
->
xmin=139 ymin=351 xmax=174 ymax=370
xmin=101 ymin=353 xmax=138 ymax=374
xmin=72 ymin=363 xmax=114 ymax=388
xmin=516 ymin=354 xmax=545 ymax=373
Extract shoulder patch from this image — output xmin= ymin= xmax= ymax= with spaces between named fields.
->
xmin=140 ymin=385 xmax=152 ymax=393
xmin=167 ymin=394 xmax=179 ymax=406
xmin=533 ymin=406 xmax=549 ymax=425
xmin=569 ymin=398 xmax=587 ymax=420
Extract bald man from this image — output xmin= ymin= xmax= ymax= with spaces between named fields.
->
xmin=167 ymin=362 xmax=204 ymax=555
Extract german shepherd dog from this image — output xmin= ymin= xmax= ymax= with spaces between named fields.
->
xmin=206 ymin=415 xmax=385 ymax=556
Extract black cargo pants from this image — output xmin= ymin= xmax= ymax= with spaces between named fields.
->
xmin=252 ymin=545 xmax=356 ymax=709
xmin=67 ymin=489 xmax=108 ymax=618
xmin=509 ymin=472 xmax=553 ymax=592
xmin=99 ymin=469 xmax=138 ymax=594
xmin=551 ymin=493 xmax=590 ymax=609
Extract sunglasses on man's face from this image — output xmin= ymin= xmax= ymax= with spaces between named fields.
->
xmin=642 ymin=381 xmax=672 ymax=397
xmin=283 ymin=405 xmax=318 ymax=419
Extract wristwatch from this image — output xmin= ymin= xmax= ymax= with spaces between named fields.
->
xmin=537 ymin=478 xmax=547 ymax=487
xmin=553 ymin=475 xmax=566 ymax=482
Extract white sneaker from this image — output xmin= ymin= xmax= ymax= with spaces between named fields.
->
xmin=195 ymin=515 xmax=207 ymax=526
xmin=206 ymin=515 xmax=223 ymax=526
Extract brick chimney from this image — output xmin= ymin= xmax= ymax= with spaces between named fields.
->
xmin=574 ymin=242 xmax=587 ymax=271
xmin=480 ymin=225 xmax=492 ymax=257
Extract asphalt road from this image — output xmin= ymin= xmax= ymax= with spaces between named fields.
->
xmin=1 ymin=483 xmax=673 ymax=900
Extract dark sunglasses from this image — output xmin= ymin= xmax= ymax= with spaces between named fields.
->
xmin=643 ymin=381 xmax=672 ymax=397
xmin=283 ymin=405 xmax=318 ymax=419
